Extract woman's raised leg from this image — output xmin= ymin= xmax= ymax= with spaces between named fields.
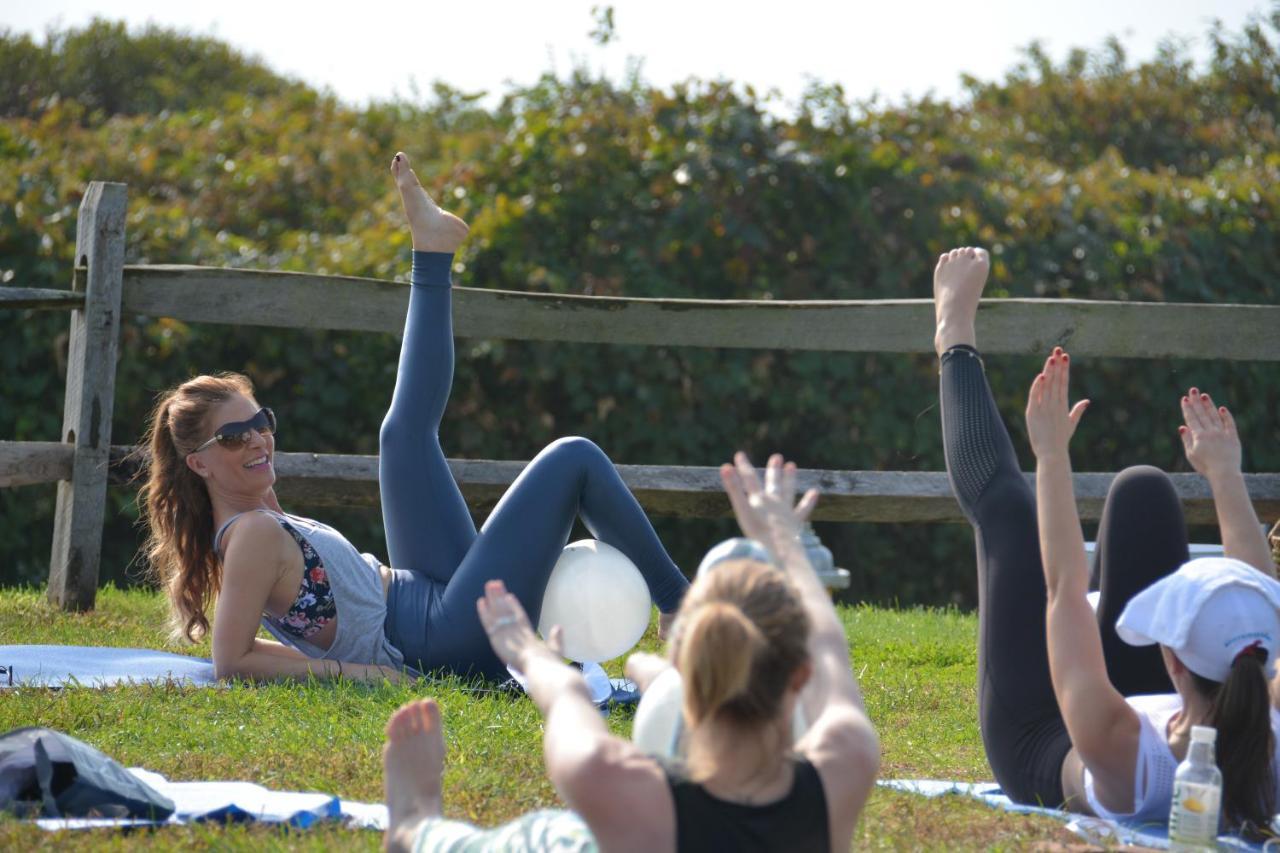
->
xmin=936 ymin=247 xmax=1071 ymax=806
xmin=417 ymin=436 xmax=689 ymax=679
xmin=379 ymin=154 xmax=477 ymax=581
xmin=1091 ymin=465 xmax=1187 ymax=695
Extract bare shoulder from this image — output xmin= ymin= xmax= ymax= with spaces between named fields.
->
xmin=797 ymin=703 xmax=881 ymax=818
xmin=220 ymin=512 xmax=293 ymax=583
xmin=558 ymin=737 xmax=674 ymax=853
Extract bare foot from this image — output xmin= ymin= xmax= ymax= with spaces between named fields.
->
xmin=933 ymin=246 xmax=989 ymax=357
xmin=383 ymin=698 xmax=446 ymax=853
xmin=390 ymin=152 xmax=469 ymax=253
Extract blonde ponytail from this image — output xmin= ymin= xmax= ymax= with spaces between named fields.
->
xmin=673 ymin=558 xmax=810 ymax=730
xmin=678 ymin=601 xmax=768 ymax=725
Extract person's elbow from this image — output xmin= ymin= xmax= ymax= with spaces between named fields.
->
xmin=546 ymin=740 xmax=603 ymax=800
xmin=213 ymin=661 xmax=243 ymax=682
xmin=828 ymin=708 xmax=882 ymax=786
xmin=546 ymin=736 xmax=628 ymax=810
xmin=851 ymin=722 xmax=881 ymax=782
xmin=212 ymin=651 xmax=256 ymax=682
xmin=1044 ymin=566 xmax=1088 ymax=604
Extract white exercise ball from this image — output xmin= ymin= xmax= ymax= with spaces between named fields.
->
xmin=632 ymin=667 xmax=687 ymax=756
xmin=631 ymin=668 xmax=810 ymax=758
xmin=538 ymin=539 xmax=650 ymax=663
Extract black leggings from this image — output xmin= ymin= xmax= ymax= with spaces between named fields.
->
xmin=940 ymin=345 xmax=1190 ymax=805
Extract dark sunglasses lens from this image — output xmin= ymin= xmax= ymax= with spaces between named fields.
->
xmin=215 ymin=431 xmax=253 ymax=450
xmin=212 ymin=409 xmax=275 ymax=450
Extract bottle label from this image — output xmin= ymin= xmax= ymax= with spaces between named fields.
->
xmin=1169 ymin=781 xmax=1221 ymax=844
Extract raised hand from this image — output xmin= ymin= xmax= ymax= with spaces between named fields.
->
xmin=720 ymin=452 xmax=819 ymax=558
xmin=1025 ymin=347 xmax=1089 ymax=461
xmin=476 ymin=580 xmax=557 ymax=672
xmin=1177 ymin=389 xmax=1273 ymax=575
xmin=1179 ymin=387 xmax=1242 ymax=481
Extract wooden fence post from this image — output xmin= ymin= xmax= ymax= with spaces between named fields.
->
xmin=48 ymin=182 xmax=127 ymax=611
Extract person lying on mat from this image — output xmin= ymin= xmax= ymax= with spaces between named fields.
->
xmin=380 ymin=453 xmax=879 ymax=853
xmin=933 ymin=246 xmax=1279 ymax=837
xmin=136 ymin=153 xmax=688 ymax=683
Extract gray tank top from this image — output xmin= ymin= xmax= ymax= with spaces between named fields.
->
xmin=214 ymin=509 xmax=405 ymax=670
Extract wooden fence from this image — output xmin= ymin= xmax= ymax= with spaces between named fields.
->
xmin=3 ymin=182 xmax=1279 ymax=610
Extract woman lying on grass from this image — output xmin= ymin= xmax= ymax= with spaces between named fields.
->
xmin=380 ymin=454 xmax=879 ymax=853
xmin=136 ymin=153 xmax=688 ymax=683
xmin=933 ymin=246 xmax=1280 ymax=836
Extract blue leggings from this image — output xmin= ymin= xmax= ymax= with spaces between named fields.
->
xmin=379 ymin=252 xmax=689 ymax=680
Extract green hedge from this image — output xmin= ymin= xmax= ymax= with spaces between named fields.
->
xmin=2 ymin=14 xmax=1278 ymax=604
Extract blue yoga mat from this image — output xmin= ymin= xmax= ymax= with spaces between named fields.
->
xmin=0 ymin=645 xmax=216 ymax=688
xmin=0 ymin=646 xmax=641 ymax=705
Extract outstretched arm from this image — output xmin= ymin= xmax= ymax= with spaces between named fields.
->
xmin=478 ymin=581 xmax=604 ymax=742
xmin=477 ymin=582 xmax=671 ymax=851
xmin=212 ymin=514 xmax=401 ymax=683
xmin=721 ymin=454 xmax=866 ymax=719
xmin=1026 ymin=349 xmax=1138 ymax=811
xmin=721 ymin=454 xmax=879 ymax=827
xmin=1179 ymin=388 xmax=1274 ymax=577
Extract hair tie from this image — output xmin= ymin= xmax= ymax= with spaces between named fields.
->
xmin=1232 ymin=639 xmax=1267 ymax=666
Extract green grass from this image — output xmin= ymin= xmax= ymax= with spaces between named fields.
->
xmin=0 ymin=588 xmax=1077 ymax=850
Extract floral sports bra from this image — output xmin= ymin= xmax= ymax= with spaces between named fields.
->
xmin=273 ymin=517 xmax=337 ymax=640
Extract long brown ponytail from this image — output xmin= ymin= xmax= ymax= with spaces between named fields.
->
xmin=1191 ymin=647 xmax=1277 ymax=839
xmin=136 ymin=373 xmax=254 ymax=643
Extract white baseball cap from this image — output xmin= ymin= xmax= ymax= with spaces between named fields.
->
xmin=1115 ymin=557 xmax=1280 ymax=682
xmin=696 ymin=537 xmax=777 ymax=577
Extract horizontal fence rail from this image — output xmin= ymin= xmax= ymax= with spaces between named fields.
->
xmin=7 ymin=206 xmax=1279 ymax=610
xmin=3 ymin=441 xmax=1277 ymax=525
xmin=43 ymin=264 xmax=1280 ymax=360
xmin=0 ymin=442 xmax=76 ymax=487
xmin=13 ymin=180 xmax=1276 ymax=611
xmin=0 ymin=287 xmax=86 ymax=310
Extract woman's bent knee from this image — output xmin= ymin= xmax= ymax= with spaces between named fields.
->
xmin=1108 ymin=464 xmax=1176 ymax=501
xmin=536 ymin=436 xmax=609 ymax=470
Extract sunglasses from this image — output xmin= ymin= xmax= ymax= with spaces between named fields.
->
xmin=188 ymin=407 xmax=277 ymax=455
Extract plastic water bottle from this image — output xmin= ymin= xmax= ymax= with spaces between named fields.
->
xmin=1168 ymin=725 xmax=1222 ymax=851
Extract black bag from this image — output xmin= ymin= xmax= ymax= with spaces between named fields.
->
xmin=0 ymin=727 xmax=175 ymax=820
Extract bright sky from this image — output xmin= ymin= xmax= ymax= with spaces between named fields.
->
xmin=3 ymin=0 xmax=1268 ymax=110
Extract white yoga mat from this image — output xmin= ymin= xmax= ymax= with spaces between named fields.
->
xmin=35 ymin=767 xmax=386 ymax=831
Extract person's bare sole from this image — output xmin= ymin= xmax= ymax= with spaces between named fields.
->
xmin=391 ymin=152 xmax=469 ymax=253
xmin=933 ymin=246 xmax=989 ymax=357
xmin=382 ymin=698 xmax=446 ymax=853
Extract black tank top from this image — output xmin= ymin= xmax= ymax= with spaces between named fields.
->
xmin=661 ymin=756 xmax=830 ymax=852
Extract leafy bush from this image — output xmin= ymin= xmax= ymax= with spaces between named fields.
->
xmin=0 ymin=19 xmax=302 ymax=118
xmin=2 ymin=14 xmax=1278 ymax=605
